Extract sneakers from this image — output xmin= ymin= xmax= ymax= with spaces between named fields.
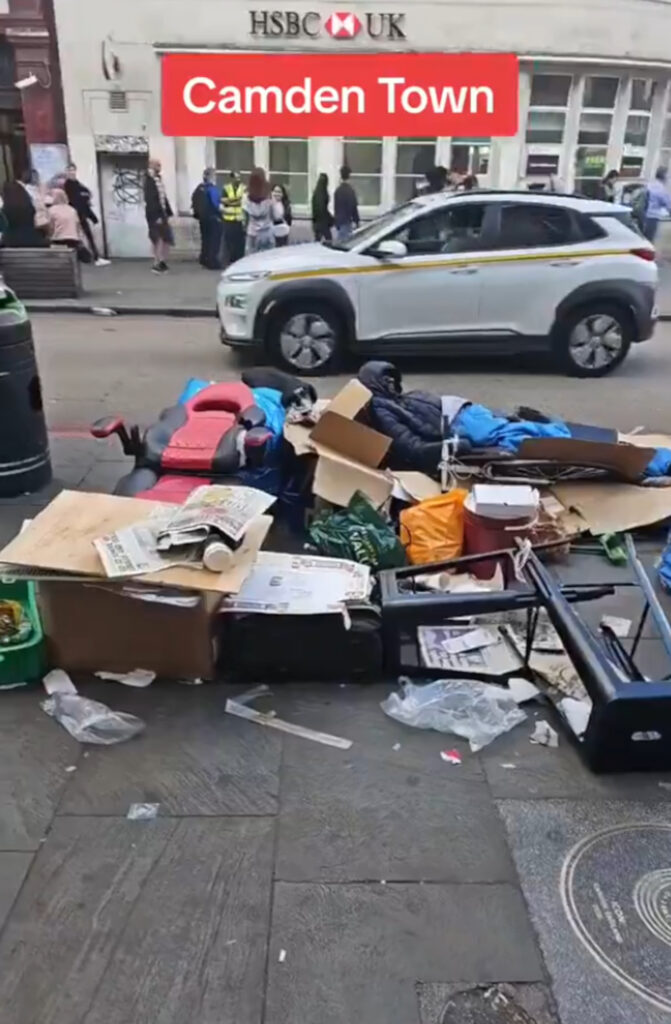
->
xmin=151 ymin=261 xmax=170 ymax=274
xmin=159 ymin=261 xmax=169 ymax=271
xmin=94 ymin=258 xmax=111 ymax=267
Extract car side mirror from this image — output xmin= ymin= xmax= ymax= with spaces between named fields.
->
xmin=369 ymin=239 xmax=407 ymax=259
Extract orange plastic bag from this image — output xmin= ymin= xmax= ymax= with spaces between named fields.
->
xmin=399 ymin=489 xmax=467 ymax=565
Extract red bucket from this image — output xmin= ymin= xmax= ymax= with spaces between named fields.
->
xmin=463 ymin=495 xmax=534 ymax=583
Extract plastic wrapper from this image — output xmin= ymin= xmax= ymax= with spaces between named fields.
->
xmin=399 ymin=489 xmax=467 ymax=565
xmin=42 ymin=693 xmax=145 ymax=745
xmin=381 ymin=678 xmax=527 ymax=752
xmin=308 ymin=490 xmax=405 ymax=570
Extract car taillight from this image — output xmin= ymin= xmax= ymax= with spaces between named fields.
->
xmin=630 ymin=247 xmax=656 ymax=261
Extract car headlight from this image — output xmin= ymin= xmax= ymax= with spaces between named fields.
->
xmin=224 ymin=270 xmax=271 ymax=283
xmin=224 ymin=293 xmax=248 ymax=310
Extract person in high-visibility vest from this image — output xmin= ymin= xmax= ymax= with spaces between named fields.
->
xmin=221 ymin=171 xmax=245 ymax=265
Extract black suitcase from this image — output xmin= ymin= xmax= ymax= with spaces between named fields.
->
xmin=218 ymin=602 xmax=383 ymax=681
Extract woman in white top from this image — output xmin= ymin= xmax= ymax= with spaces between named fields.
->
xmin=271 ymin=184 xmax=292 ymax=247
xmin=244 ymin=167 xmax=283 ymax=254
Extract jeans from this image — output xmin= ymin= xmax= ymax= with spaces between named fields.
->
xmin=336 ymin=223 xmax=353 ymax=242
xmin=644 ymin=217 xmax=660 ymax=243
xmin=199 ymin=216 xmax=223 ymax=269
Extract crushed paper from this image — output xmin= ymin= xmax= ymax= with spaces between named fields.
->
xmin=530 ymin=721 xmax=559 ymax=748
xmin=95 ymin=668 xmax=156 ymax=688
xmin=127 ymin=803 xmax=160 ymax=820
xmin=278 ymin=949 xmax=287 ymax=963
xmin=559 ymin=696 xmax=592 ymax=739
xmin=440 ymin=627 xmax=500 ymax=655
xmin=418 ymin=625 xmax=523 ymax=676
xmin=225 ymin=699 xmax=352 ymax=750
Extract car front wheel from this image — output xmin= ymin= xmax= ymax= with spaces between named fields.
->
xmin=555 ymin=302 xmax=632 ymax=378
xmin=268 ymin=301 xmax=344 ymax=376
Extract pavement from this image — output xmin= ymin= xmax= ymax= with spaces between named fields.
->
xmin=2 ymin=315 xmax=671 ymax=1022
xmin=22 ymin=256 xmax=671 ymax=319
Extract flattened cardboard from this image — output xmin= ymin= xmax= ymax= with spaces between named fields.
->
xmin=325 ymin=379 xmax=372 ymax=418
xmin=518 ymin=437 xmax=654 ymax=482
xmin=552 ymin=481 xmax=671 ymax=535
xmin=313 ymin=449 xmax=393 ymax=508
xmin=0 ymin=490 xmax=270 ymax=594
xmin=311 ymin=411 xmax=391 ymax=468
xmin=38 ymin=582 xmax=219 ymax=679
xmin=392 ymin=471 xmax=442 ymax=503
xmin=620 ymin=432 xmax=671 ymax=451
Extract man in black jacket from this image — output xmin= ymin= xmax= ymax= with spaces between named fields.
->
xmin=333 ymin=165 xmax=360 ymax=242
xmin=64 ymin=164 xmax=109 ymax=265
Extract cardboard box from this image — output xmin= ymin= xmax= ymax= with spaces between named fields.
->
xmin=0 ymin=490 xmax=271 ymax=594
xmin=517 ymin=437 xmax=654 ymax=483
xmin=38 ymin=581 xmax=220 ymax=679
xmin=472 ymin=484 xmax=539 ymax=519
xmin=284 ymin=379 xmax=437 ymax=508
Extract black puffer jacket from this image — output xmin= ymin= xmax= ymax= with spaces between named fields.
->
xmin=358 ymin=361 xmax=443 ymax=474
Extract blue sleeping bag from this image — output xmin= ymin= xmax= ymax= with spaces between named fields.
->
xmin=453 ymin=403 xmax=570 ymax=452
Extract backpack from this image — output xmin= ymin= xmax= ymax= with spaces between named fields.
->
xmin=191 ymin=183 xmax=208 ymax=220
xmin=632 ymin=186 xmax=649 ymax=227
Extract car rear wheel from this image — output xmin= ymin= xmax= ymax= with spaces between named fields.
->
xmin=555 ymin=302 xmax=632 ymax=378
xmin=268 ymin=301 xmax=344 ymax=376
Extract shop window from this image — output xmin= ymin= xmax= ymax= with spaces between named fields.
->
xmin=659 ymin=114 xmax=671 ymax=170
xmin=394 ymin=137 xmax=437 ymax=203
xmin=620 ymin=155 xmax=644 ymax=179
xmin=622 ymin=79 xmax=657 ymax=173
xmin=526 ymin=110 xmax=566 ymax=145
xmin=268 ymin=138 xmax=308 ymax=205
xmin=451 ymin=140 xmax=490 ymax=176
xmin=214 ymin=138 xmax=254 ymax=188
xmin=582 ymin=76 xmax=619 ymax=110
xmin=574 ymin=77 xmax=620 ymax=198
xmin=631 ymin=79 xmax=656 ymax=112
xmin=497 ymin=204 xmax=573 ymax=249
xmin=529 ymin=74 xmax=572 ymax=108
xmin=526 ymin=153 xmax=560 ymax=176
xmin=389 ymin=203 xmax=485 ymax=256
xmin=343 ymin=138 xmax=382 ymax=205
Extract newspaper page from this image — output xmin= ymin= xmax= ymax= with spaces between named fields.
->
xmin=93 ymin=515 xmax=201 ymax=578
xmin=223 ymin=552 xmax=371 ymax=615
xmin=418 ymin=625 xmax=523 ymax=676
xmin=159 ymin=485 xmax=275 ymax=544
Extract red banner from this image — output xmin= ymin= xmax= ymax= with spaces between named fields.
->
xmin=162 ymin=53 xmax=518 ymax=137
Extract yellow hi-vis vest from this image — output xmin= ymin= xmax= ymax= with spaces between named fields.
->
xmin=223 ymin=183 xmax=244 ymax=221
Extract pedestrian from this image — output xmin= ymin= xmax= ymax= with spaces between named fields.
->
xmin=243 ymin=167 xmax=278 ymax=255
xmin=311 ymin=172 xmax=333 ymax=242
xmin=64 ymin=163 xmax=110 ymax=265
xmin=425 ymin=166 xmax=449 ymax=194
xmin=192 ymin=168 xmax=222 ymax=269
xmin=271 ymin=183 xmax=292 ymax=247
xmin=221 ymin=170 xmax=246 ymax=265
xmin=639 ymin=167 xmax=671 ymax=243
xmin=47 ymin=188 xmax=90 ymax=260
xmin=600 ymin=169 xmax=619 ymax=203
xmin=1 ymin=180 xmax=48 ymax=247
xmin=333 ymin=165 xmax=360 ymax=242
xmin=461 ymin=174 xmax=479 ymax=191
xmin=144 ymin=157 xmax=174 ymax=274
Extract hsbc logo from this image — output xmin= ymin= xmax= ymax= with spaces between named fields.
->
xmin=249 ymin=10 xmax=406 ymax=41
xmin=324 ymin=12 xmax=362 ymax=39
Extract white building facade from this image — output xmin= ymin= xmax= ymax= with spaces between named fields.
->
xmin=51 ymin=0 xmax=671 ymax=256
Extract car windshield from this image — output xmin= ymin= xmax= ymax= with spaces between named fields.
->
xmin=326 ymin=201 xmax=421 ymax=250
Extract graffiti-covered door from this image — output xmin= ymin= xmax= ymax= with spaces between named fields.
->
xmin=98 ymin=153 xmax=148 ymax=258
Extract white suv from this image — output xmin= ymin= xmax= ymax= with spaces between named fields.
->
xmin=217 ymin=190 xmax=658 ymax=378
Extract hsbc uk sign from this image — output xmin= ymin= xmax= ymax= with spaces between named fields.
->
xmin=250 ymin=10 xmax=406 ymax=40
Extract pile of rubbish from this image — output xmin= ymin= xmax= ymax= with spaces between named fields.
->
xmin=2 ymin=359 xmax=671 ymax=774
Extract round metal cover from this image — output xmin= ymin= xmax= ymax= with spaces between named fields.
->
xmin=560 ymin=823 xmax=671 ymax=1013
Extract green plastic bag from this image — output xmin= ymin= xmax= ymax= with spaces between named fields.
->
xmin=308 ymin=491 xmax=406 ymax=570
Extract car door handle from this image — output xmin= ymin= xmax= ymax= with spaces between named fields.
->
xmin=550 ymin=260 xmax=581 ymax=267
xmin=449 ymin=266 xmax=478 ymax=275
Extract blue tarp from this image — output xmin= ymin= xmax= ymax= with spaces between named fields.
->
xmin=452 ymin=403 xmax=570 ymax=452
xmin=646 ymin=448 xmax=671 ymax=479
xmin=251 ymin=387 xmax=286 ymax=449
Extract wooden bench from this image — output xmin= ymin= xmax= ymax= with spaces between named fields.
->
xmin=0 ymin=246 xmax=82 ymax=299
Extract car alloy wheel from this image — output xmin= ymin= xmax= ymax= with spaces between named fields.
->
xmin=279 ymin=312 xmax=336 ymax=371
xmin=568 ymin=313 xmax=624 ymax=371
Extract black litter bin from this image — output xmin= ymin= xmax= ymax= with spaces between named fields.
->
xmin=0 ymin=287 xmax=51 ymax=497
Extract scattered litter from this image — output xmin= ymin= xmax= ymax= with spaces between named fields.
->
xmin=178 ymin=677 xmax=205 ymax=686
xmin=381 ymin=678 xmax=526 ymax=752
xmin=500 ymin=763 xmax=517 ymax=769
xmin=440 ymin=748 xmax=462 ymax=765
xmin=440 ymin=627 xmax=499 ymax=655
xmin=278 ymin=949 xmax=287 ymax=963
xmin=418 ymin=625 xmax=523 ymax=676
xmin=392 ymin=742 xmax=402 ymax=751
xmin=95 ymin=668 xmax=156 ymax=688
xmin=42 ymin=693 xmax=145 ymax=745
xmin=530 ymin=720 xmax=559 ymax=748
xmin=600 ymin=615 xmax=632 ymax=638
xmin=225 ymin=699 xmax=352 ymax=749
xmin=658 ymin=782 xmax=671 ymax=791
xmin=380 ymin=879 xmax=387 ymax=885
xmin=43 ymin=668 xmax=77 ymax=696
xmin=64 ymin=765 xmax=77 ymax=773
xmin=91 ymin=306 xmax=117 ymax=316
xmin=559 ymin=696 xmax=592 ymax=739
xmin=234 ymin=684 xmax=271 ymax=706
xmin=127 ymin=803 xmax=160 ymax=820
xmin=225 ymin=939 xmax=237 ymax=946
xmin=507 ymin=677 xmax=541 ymax=705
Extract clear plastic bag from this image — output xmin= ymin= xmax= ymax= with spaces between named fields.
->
xmin=381 ymin=678 xmax=527 ymax=752
xmin=42 ymin=693 xmax=145 ymax=745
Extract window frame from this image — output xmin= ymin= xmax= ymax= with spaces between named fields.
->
xmin=488 ymin=201 xmax=584 ymax=251
xmin=523 ymin=73 xmax=573 ymax=186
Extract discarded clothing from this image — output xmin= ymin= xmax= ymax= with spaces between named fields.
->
xmin=250 ymin=387 xmax=285 ymax=449
xmin=452 ymin=403 xmax=570 ymax=452
xmin=645 ymin=447 xmax=671 ymax=478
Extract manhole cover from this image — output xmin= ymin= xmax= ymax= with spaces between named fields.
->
xmin=560 ymin=822 xmax=671 ymax=1013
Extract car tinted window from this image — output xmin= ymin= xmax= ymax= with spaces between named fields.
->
xmin=388 ymin=204 xmax=485 ymax=255
xmin=574 ymin=213 xmax=605 ymax=241
xmin=593 ymin=211 xmax=644 ymax=237
xmin=497 ymin=203 xmax=574 ymax=248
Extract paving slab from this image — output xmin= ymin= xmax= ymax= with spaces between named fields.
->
xmin=59 ymin=683 xmax=282 ymax=816
xmin=0 ymin=687 xmax=80 ymax=851
xmin=500 ymin=799 xmax=671 ymax=1024
xmin=265 ymin=882 xmax=545 ymax=1024
xmin=417 ymin=982 xmax=560 ymax=1024
xmin=0 ymin=815 xmax=273 ymax=1024
xmin=276 ymin=746 xmax=514 ymax=882
xmin=0 ymin=853 xmax=32 ymax=931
